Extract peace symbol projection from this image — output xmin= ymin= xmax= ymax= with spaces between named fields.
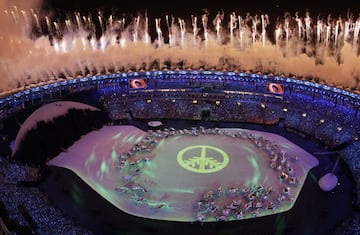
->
xmin=177 ymin=145 xmax=229 ymax=173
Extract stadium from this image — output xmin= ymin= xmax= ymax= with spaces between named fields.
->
xmin=1 ymin=1 xmax=360 ymax=235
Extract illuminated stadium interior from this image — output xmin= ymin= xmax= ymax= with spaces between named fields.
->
xmin=0 ymin=70 xmax=358 ymax=234
xmin=1 ymin=1 xmax=360 ymax=235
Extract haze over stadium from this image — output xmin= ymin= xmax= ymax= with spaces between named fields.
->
xmin=0 ymin=0 xmax=360 ymax=91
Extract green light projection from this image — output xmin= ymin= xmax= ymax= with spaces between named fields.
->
xmin=100 ymin=160 xmax=109 ymax=173
xmin=111 ymin=148 xmax=118 ymax=161
xmin=274 ymin=214 xmax=287 ymax=235
xmin=84 ymin=150 xmax=96 ymax=168
xmin=177 ymin=145 xmax=229 ymax=173
xmin=245 ymin=156 xmax=261 ymax=187
xmin=71 ymin=182 xmax=84 ymax=207
xmin=48 ymin=125 xmax=319 ymax=223
xmin=240 ymin=145 xmax=261 ymax=187
xmin=112 ymin=131 xmax=123 ymax=140
xmin=121 ymin=134 xmax=135 ymax=143
xmin=97 ymin=160 xmax=109 ymax=181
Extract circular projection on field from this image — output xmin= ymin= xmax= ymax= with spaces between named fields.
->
xmin=48 ymin=125 xmax=318 ymax=222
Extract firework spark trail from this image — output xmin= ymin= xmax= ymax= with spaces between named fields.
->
xmin=0 ymin=1 xmax=360 ymax=92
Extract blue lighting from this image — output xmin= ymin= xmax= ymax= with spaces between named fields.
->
xmin=0 ymin=70 xmax=360 ymax=124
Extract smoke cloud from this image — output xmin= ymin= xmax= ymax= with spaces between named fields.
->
xmin=0 ymin=1 xmax=360 ymax=93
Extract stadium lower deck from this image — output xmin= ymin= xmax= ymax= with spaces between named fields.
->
xmin=1 ymin=70 xmax=360 ymax=234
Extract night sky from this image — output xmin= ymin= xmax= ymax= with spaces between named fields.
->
xmin=41 ymin=0 xmax=360 ymax=19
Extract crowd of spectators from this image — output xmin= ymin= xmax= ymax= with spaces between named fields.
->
xmin=0 ymin=158 xmax=95 ymax=234
xmin=334 ymin=212 xmax=360 ymax=235
xmin=102 ymin=89 xmax=358 ymax=148
xmin=0 ymin=105 xmax=108 ymax=233
xmin=92 ymin=81 xmax=360 ymax=233
xmin=100 ymin=80 xmax=360 ymax=197
xmin=109 ymin=91 xmax=282 ymax=124
xmin=1 ymin=70 xmax=360 ymax=233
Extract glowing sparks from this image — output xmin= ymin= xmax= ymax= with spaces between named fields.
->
xmin=0 ymin=4 xmax=360 ymax=92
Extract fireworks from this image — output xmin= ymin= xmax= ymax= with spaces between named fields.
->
xmin=0 ymin=4 xmax=360 ymax=92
